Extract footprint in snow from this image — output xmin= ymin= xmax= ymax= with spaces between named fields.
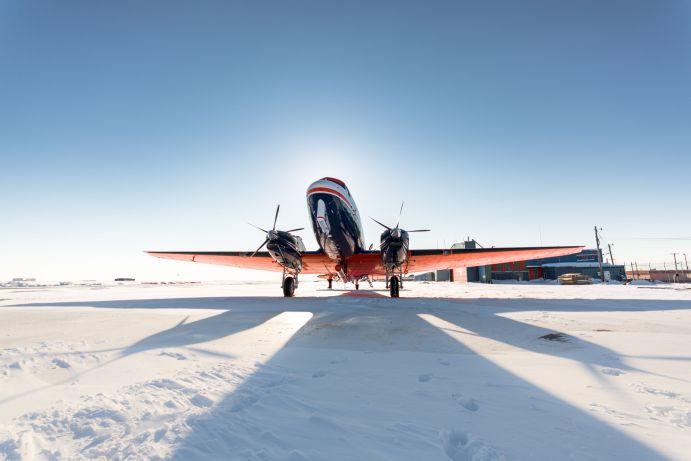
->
xmin=312 ymin=370 xmax=326 ymax=378
xmin=190 ymin=394 xmax=213 ymax=408
xmin=419 ymin=373 xmax=432 ymax=383
xmin=51 ymin=358 xmax=71 ymax=369
xmin=452 ymin=394 xmax=479 ymax=412
xmin=442 ymin=430 xmax=507 ymax=461
xmin=159 ymin=351 xmax=187 ymax=360
xmin=601 ymin=367 xmax=624 ymax=376
xmin=459 ymin=398 xmax=479 ymax=412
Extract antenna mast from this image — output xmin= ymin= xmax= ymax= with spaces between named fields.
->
xmin=594 ymin=226 xmax=605 ymax=283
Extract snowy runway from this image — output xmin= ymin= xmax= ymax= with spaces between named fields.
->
xmin=1 ymin=282 xmax=690 ymax=460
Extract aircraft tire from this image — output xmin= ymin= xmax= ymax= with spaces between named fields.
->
xmin=355 ymin=282 xmax=359 ymax=290
xmin=283 ymin=276 xmax=295 ymax=297
xmin=390 ymin=276 xmax=400 ymax=298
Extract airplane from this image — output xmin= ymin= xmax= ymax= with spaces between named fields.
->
xmin=148 ymin=177 xmax=584 ymax=298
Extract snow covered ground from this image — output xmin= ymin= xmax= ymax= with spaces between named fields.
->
xmin=1 ymin=281 xmax=690 ymax=460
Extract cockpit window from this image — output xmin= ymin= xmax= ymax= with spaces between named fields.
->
xmin=322 ymin=177 xmax=348 ymax=191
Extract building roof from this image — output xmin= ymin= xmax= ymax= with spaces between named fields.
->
xmin=542 ymin=262 xmax=621 ymax=268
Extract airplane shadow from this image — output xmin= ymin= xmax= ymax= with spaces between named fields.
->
xmin=9 ymin=295 xmax=691 ymax=459
xmin=121 ymin=310 xmax=277 ymax=357
xmin=166 ymin=295 xmax=690 ymax=460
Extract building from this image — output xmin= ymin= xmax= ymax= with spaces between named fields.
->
xmin=438 ymin=244 xmax=627 ymax=283
xmin=491 ymin=248 xmax=626 ymax=282
xmin=626 ymin=267 xmax=691 ymax=283
xmin=539 ymin=261 xmax=625 ymax=281
xmin=647 ymin=270 xmax=691 ymax=283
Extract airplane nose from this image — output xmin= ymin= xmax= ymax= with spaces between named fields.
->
xmin=392 ymin=228 xmax=401 ymax=239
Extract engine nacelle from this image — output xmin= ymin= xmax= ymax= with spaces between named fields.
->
xmin=267 ymin=231 xmax=304 ymax=272
xmin=379 ymin=228 xmax=410 ymax=270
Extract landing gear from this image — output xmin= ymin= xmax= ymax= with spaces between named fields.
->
xmin=389 ymin=276 xmax=400 ymax=298
xmin=281 ymin=268 xmax=298 ymax=297
xmin=386 ymin=267 xmax=404 ymax=298
xmin=328 ymin=278 xmax=333 ymax=289
xmin=355 ymin=281 xmax=359 ymax=290
xmin=283 ymin=276 xmax=295 ymax=297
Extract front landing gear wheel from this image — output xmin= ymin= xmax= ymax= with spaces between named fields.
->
xmin=283 ymin=276 xmax=295 ymax=297
xmin=355 ymin=282 xmax=359 ymax=290
xmin=389 ymin=276 xmax=400 ymax=298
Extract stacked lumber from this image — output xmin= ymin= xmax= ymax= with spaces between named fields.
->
xmin=558 ymin=273 xmax=592 ymax=285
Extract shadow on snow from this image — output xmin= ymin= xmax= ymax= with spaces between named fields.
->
xmin=9 ymin=295 xmax=691 ymax=459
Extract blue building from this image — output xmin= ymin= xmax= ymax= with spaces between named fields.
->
xmin=494 ymin=249 xmax=626 ymax=282
xmin=449 ymin=243 xmax=626 ymax=283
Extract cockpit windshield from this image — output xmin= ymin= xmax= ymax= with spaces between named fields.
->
xmin=321 ymin=177 xmax=348 ymax=192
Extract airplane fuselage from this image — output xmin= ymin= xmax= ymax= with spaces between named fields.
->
xmin=306 ymin=178 xmax=366 ymax=264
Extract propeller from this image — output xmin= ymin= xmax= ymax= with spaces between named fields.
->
xmin=370 ymin=202 xmax=430 ymax=234
xmin=248 ymin=205 xmax=304 ymax=257
xmin=371 ymin=202 xmax=430 ymax=235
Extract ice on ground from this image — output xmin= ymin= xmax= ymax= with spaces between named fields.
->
xmin=1 ymin=281 xmax=690 ymax=460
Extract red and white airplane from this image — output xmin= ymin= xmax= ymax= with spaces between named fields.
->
xmin=148 ymin=177 xmax=583 ymax=297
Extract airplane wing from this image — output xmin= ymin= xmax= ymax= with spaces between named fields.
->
xmin=405 ymin=246 xmax=585 ymax=274
xmin=146 ymin=251 xmax=336 ymax=275
xmin=148 ymin=246 xmax=584 ymax=277
xmin=328 ymin=245 xmax=585 ymax=277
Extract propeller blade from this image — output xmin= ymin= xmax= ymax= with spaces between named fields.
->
xmin=408 ymin=229 xmax=431 ymax=233
xmin=396 ymin=201 xmax=404 ymax=228
xmin=248 ymin=222 xmax=269 ymax=233
xmin=371 ymin=217 xmax=391 ymax=230
xmin=250 ymin=238 xmax=269 ymax=257
xmin=285 ymin=227 xmax=304 ymax=233
xmin=272 ymin=204 xmax=280 ymax=231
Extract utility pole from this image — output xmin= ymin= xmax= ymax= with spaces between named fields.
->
xmin=608 ymin=243 xmax=615 ymax=265
xmin=672 ymin=253 xmax=680 ymax=283
xmin=635 ymin=261 xmax=639 ymax=279
xmin=684 ymin=253 xmax=689 ymax=272
xmin=594 ymin=226 xmax=605 ymax=283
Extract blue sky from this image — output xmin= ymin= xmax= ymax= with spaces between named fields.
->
xmin=1 ymin=0 xmax=690 ymax=280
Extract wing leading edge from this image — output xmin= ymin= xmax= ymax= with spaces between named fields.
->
xmin=406 ymin=246 xmax=585 ymax=274
xmin=146 ymin=251 xmax=335 ymax=275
